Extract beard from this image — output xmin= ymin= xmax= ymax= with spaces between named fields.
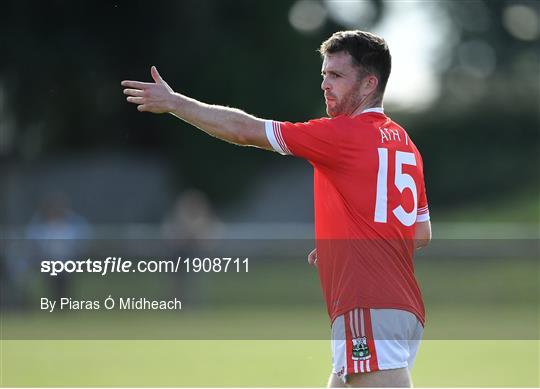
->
xmin=326 ymin=80 xmax=364 ymax=117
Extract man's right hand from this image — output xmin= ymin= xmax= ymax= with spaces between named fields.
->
xmin=122 ymin=66 xmax=176 ymax=114
xmin=308 ymin=248 xmax=317 ymax=267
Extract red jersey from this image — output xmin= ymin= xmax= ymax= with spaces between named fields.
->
xmin=265 ymin=108 xmax=430 ymax=325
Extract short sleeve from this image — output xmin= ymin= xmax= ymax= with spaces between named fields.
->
xmin=416 ymin=187 xmax=430 ymax=222
xmin=264 ymin=118 xmax=339 ymax=165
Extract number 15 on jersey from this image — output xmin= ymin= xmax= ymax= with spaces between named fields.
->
xmin=374 ymin=148 xmax=418 ymax=227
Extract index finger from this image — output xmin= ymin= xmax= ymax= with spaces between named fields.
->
xmin=121 ymin=80 xmax=153 ymax=88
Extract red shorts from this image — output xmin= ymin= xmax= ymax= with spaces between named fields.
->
xmin=331 ymin=308 xmax=423 ymax=382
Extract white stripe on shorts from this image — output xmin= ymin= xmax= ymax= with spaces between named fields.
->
xmin=349 ymin=310 xmax=356 ymax=337
xmin=355 ymin=308 xmax=360 ymax=338
xmin=360 ymin=310 xmax=371 ymax=372
xmin=348 ymin=311 xmax=358 ymax=373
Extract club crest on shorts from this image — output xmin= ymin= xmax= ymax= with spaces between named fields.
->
xmin=352 ymin=336 xmax=371 ymax=360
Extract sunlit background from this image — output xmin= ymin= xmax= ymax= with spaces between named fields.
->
xmin=1 ymin=0 xmax=538 ymax=235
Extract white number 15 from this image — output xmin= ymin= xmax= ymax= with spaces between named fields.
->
xmin=374 ymin=148 xmax=417 ymax=227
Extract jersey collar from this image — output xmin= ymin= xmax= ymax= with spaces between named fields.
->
xmin=361 ymin=107 xmax=384 ymax=114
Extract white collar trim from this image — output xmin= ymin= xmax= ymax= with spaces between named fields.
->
xmin=361 ymin=107 xmax=384 ymax=114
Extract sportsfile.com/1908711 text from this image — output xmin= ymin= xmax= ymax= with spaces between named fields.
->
xmin=40 ymin=256 xmax=249 ymax=276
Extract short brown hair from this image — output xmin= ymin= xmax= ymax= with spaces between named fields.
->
xmin=319 ymin=30 xmax=392 ymax=97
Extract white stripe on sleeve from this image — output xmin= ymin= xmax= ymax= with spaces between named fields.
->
xmin=264 ymin=120 xmax=288 ymax=155
xmin=416 ymin=211 xmax=430 ymax=222
xmin=273 ymin=122 xmax=292 ymax=154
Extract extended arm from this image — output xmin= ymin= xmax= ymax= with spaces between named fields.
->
xmin=122 ymin=66 xmax=272 ymax=150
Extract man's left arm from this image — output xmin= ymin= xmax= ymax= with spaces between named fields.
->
xmin=414 ymin=220 xmax=431 ymax=250
xmin=122 ymin=66 xmax=272 ymax=150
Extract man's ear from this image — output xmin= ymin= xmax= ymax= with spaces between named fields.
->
xmin=364 ymin=74 xmax=379 ymax=94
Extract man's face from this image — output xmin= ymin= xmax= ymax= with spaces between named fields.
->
xmin=321 ymin=51 xmax=365 ymax=117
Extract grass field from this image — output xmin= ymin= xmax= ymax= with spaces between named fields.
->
xmin=1 ymin=240 xmax=538 ymax=387
xmin=1 ymin=302 xmax=538 ymax=387
xmin=1 ymin=339 xmax=538 ymax=387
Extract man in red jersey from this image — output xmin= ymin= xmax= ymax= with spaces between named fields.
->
xmin=122 ymin=30 xmax=431 ymax=387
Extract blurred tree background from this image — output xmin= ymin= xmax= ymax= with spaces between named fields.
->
xmin=0 ymin=0 xmax=538 ymax=224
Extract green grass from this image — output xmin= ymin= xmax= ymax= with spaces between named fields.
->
xmin=1 ymin=247 xmax=537 ymax=386
xmin=436 ymin=190 xmax=539 ymax=223
xmin=1 ymin=340 xmax=538 ymax=387
xmin=4 ymin=257 xmax=536 ymax=341
xmin=1 ymin=301 xmax=538 ymax=387
xmin=1 ymin=301 xmax=537 ymax=341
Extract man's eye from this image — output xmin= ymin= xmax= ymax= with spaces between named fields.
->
xmin=322 ymin=73 xmax=340 ymax=79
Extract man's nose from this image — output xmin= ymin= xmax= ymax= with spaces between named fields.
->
xmin=321 ymin=77 xmax=330 ymax=91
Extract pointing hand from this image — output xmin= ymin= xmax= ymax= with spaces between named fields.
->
xmin=121 ymin=66 xmax=175 ymax=113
